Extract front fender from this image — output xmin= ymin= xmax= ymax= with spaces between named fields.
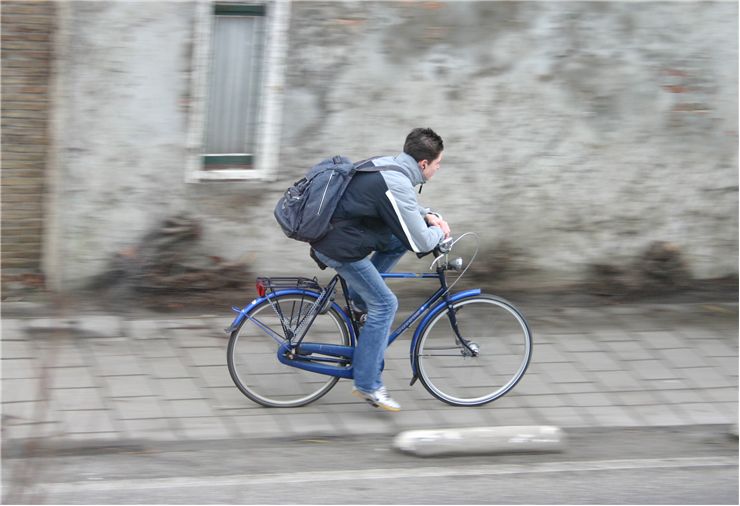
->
xmin=225 ymin=289 xmax=355 ymax=342
xmin=408 ymin=289 xmax=481 ymax=378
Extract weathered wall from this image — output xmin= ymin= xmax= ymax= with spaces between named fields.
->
xmin=1 ymin=1 xmax=55 ymax=292
xmin=46 ymin=1 xmax=738 ymax=292
xmin=46 ymin=1 xmax=194 ymax=290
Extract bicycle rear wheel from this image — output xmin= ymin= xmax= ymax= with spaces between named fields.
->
xmin=414 ymin=294 xmax=532 ymax=406
xmin=227 ymin=293 xmax=351 ymax=407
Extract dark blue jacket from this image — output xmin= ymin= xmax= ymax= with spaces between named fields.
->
xmin=311 ymin=153 xmax=444 ymax=262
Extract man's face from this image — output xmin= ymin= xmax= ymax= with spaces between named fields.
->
xmin=419 ymin=151 xmax=443 ymax=180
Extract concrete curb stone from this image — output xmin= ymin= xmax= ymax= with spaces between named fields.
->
xmin=393 ymin=425 xmax=566 ymax=457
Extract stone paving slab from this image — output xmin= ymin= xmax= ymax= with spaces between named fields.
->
xmin=1 ymin=302 xmax=738 ymax=445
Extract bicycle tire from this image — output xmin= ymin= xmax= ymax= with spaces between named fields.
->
xmin=227 ymin=292 xmax=351 ymax=407
xmin=414 ymin=294 xmax=532 ymax=406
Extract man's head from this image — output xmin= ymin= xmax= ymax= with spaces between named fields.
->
xmin=404 ymin=127 xmax=444 ymax=180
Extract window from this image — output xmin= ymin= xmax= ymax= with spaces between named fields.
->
xmin=187 ymin=1 xmax=289 ymax=181
xmin=203 ymin=4 xmax=265 ymax=171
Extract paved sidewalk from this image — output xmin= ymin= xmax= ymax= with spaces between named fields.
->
xmin=1 ymin=300 xmax=737 ymax=447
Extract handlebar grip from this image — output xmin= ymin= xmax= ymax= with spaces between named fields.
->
xmin=437 ymin=237 xmax=453 ymax=254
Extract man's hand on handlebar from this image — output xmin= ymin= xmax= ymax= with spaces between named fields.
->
xmin=437 ymin=237 xmax=453 ymax=254
xmin=425 ymin=213 xmax=451 ymax=238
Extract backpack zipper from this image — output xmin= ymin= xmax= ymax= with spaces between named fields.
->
xmin=317 ymin=171 xmax=334 ymax=215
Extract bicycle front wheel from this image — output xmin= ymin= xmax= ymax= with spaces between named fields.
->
xmin=414 ymin=294 xmax=532 ymax=406
xmin=227 ymin=293 xmax=351 ymax=407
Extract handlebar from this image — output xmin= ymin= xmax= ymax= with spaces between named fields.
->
xmin=428 ymin=232 xmax=479 ymax=274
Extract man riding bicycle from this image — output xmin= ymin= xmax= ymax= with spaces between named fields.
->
xmin=311 ymin=128 xmax=451 ymax=411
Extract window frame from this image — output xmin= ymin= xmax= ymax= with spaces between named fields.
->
xmin=186 ymin=0 xmax=290 ymax=182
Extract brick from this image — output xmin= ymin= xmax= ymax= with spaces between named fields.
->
xmin=53 ymin=387 xmax=105 ymax=410
xmin=2 ymin=400 xmax=56 ymax=423
xmin=112 ymin=397 xmax=167 ymax=420
xmin=704 ymin=387 xmax=740 ymax=402
xmin=531 ymin=406 xmax=590 ymax=427
xmin=529 ymin=343 xmax=569 ymax=363
xmin=583 ymin=406 xmax=643 ymax=427
xmin=1 ymin=3 xmax=54 ymax=16
xmin=519 ymin=394 xmax=565 ymax=408
xmin=695 ymin=339 xmax=738 ymax=358
xmin=637 ymin=331 xmax=688 ymax=349
xmin=1 ymin=258 xmax=40 ymax=269
xmin=148 ymin=357 xmax=192 ymax=378
xmin=605 ymin=338 xmax=651 ymax=361
xmin=513 ymin=373 xmax=557 ymax=395
xmin=1 ymin=32 xmax=51 ymax=43
xmin=59 ymin=409 xmax=117 ymax=434
xmin=159 ymin=378 xmax=205 ymax=400
xmin=681 ymin=403 xmax=734 ymax=425
xmin=1 ymin=377 xmax=43 ymax=402
xmin=629 ymin=360 xmax=678 ymax=380
xmin=572 ymin=351 xmax=622 ymax=372
xmin=48 ymin=367 xmax=97 ymax=389
xmin=121 ymin=418 xmax=176 ymax=440
xmin=0 ymin=16 xmax=55 ymax=27
xmin=1 ymin=84 xmax=48 ymax=95
xmin=658 ymin=389 xmax=706 ymax=404
xmin=708 ymin=356 xmax=739 ymax=377
xmin=657 ymin=348 xmax=711 ymax=368
xmin=1 ymin=339 xmax=33 ymax=358
xmin=0 ymin=151 xmax=45 ymax=161
xmin=566 ymin=392 xmax=614 ymax=407
xmin=556 ymin=382 xmax=600 ymax=393
xmin=95 ymin=355 xmax=146 ymax=376
xmin=632 ymin=404 xmax=689 ymax=426
xmin=209 ymin=385 xmax=252 ymax=409
xmin=0 ymin=101 xmax=48 ymax=111
xmin=167 ymin=399 xmax=214 ymax=418
xmin=196 ymin=365 xmax=234 ymax=388
xmin=593 ymin=370 xmax=643 ymax=391
xmin=2 ymin=177 xmax=44 ymax=187
xmin=680 ymin=366 xmax=734 ymax=389
xmin=617 ymin=391 xmax=662 ymax=406
xmin=538 ymin=362 xmax=591 ymax=383
xmin=184 ymin=347 xmax=227 ymax=367
xmin=103 ymin=375 xmax=153 ymax=398
xmin=2 ymin=358 xmax=39 ymax=379
xmin=558 ymin=335 xmax=603 ymax=353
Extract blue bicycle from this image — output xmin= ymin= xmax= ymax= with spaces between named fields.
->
xmin=226 ymin=234 xmax=533 ymax=407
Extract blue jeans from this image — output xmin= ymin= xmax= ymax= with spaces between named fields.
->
xmin=314 ymin=236 xmax=407 ymax=393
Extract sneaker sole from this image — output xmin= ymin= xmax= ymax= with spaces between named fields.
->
xmin=352 ymin=389 xmax=401 ymax=412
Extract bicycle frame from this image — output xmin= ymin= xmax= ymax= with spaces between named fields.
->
xmin=231 ymin=268 xmax=481 ymax=381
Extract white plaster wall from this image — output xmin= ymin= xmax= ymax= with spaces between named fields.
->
xmin=48 ymin=1 xmax=738 ymax=290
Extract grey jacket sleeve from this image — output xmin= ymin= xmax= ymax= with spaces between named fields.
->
xmin=378 ymin=172 xmax=445 ymax=253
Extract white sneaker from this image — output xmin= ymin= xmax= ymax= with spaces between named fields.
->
xmin=352 ymin=386 xmax=401 ymax=412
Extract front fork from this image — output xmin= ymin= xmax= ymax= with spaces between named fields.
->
xmin=443 ymin=292 xmax=479 ymax=357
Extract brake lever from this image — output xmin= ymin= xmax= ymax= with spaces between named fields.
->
xmin=429 ymin=237 xmax=454 ymax=270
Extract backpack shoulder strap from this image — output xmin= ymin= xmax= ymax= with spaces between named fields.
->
xmin=353 ymin=157 xmax=405 ymax=174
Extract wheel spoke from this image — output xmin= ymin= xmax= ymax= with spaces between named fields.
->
xmin=415 ymin=296 xmax=532 ymax=406
xmin=227 ymin=294 xmax=350 ymax=407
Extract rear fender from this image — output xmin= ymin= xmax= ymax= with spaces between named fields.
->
xmin=225 ymin=289 xmax=356 ymax=343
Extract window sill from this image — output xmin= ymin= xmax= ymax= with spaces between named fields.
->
xmin=186 ymin=169 xmax=271 ymax=182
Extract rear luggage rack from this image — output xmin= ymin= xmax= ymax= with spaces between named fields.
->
xmin=252 ymin=276 xmax=332 ymax=345
xmin=255 ymin=276 xmax=322 ymax=297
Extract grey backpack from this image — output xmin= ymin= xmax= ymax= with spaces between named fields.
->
xmin=274 ymin=156 xmax=393 ymax=243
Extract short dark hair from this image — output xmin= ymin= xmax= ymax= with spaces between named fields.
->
xmin=403 ymin=128 xmax=444 ymax=163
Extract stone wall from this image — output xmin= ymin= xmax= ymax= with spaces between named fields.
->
xmin=1 ymin=1 xmax=55 ymax=293
xmin=44 ymin=1 xmax=738 ymax=293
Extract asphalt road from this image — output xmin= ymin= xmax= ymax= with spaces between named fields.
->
xmin=3 ymin=426 xmax=737 ymax=504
